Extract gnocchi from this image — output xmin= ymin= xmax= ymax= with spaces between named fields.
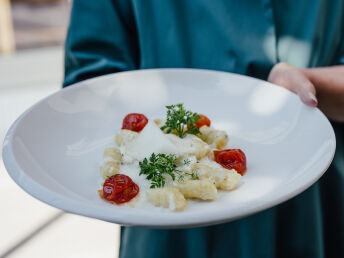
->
xmin=99 ymin=147 xmax=121 ymax=179
xmin=99 ymin=107 xmax=246 ymax=211
xmin=147 ymin=187 xmax=187 ymax=211
xmin=199 ymin=126 xmax=229 ymax=150
xmin=194 ymin=160 xmax=241 ymax=190
xmin=174 ymin=179 xmax=217 ymax=201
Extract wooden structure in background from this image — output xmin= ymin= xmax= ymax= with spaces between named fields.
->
xmin=0 ymin=0 xmax=15 ymax=54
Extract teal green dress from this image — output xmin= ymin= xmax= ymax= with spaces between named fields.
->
xmin=64 ymin=1 xmax=344 ymax=257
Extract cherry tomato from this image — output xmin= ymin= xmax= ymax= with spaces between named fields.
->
xmin=195 ymin=114 xmax=211 ymax=129
xmin=214 ymin=149 xmax=247 ymax=175
xmin=122 ymin=113 xmax=148 ymax=132
xmin=102 ymin=174 xmax=139 ymax=204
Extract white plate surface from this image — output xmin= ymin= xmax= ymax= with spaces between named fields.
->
xmin=2 ymin=69 xmax=336 ymax=228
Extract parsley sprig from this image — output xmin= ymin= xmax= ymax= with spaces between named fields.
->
xmin=139 ymin=153 xmax=197 ymax=188
xmin=160 ymin=104 xmax=202 ymax=138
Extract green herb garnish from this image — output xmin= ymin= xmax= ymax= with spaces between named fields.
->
xmin=139 ymin=153 xmax=182 ymax=188
xmin=139 ymin=153 xmax=197 ymax=188
xmin=183 ymin=158 xmax=191 ymax=166
xmin=186 ymin=171 xmax=198 ymax=180
xmin=160 ymin=103 xmax=201 ymax=138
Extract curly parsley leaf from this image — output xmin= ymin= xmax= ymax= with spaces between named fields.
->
xmin=139 ymin=153 xmax=193 ymax=188
xmin=160 ymin=103 xmax=202 ymax=138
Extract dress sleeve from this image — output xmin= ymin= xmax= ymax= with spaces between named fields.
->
xmin=63 ymin=0 xmax=139 ymax=87
xmin=337 ymin=17 xmax=344 ymax=65
xmin=338 ymin=46 xmax=344 ymax=65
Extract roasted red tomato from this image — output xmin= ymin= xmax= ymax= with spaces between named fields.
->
xmin=102 ymin=174 xmax=139 ymax=204
xmin=122 ymin=113 xmax=148 ymax=132
xmin=214 ymin=149 xmax=247 ymax=175
xmin=195 ymin=114 xmax=211 ymax=129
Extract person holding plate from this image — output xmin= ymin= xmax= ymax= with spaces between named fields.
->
xmin=64 ymin=1 xmax=344 ymax=257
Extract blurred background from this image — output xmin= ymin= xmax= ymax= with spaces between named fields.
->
xmin=0 ymin=0 xmax=119 ymax=257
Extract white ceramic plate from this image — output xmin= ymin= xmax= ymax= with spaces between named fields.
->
xmin=2 ymin=69 xmax=336 ymax=228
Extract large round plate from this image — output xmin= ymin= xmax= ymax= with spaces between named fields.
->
xmin=2 ymin=69 xmax=336 ymax=228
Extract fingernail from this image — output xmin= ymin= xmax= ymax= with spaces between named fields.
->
xmin=307 ymin=92 xmax=318 ymax=107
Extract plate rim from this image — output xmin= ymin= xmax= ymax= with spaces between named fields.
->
xmin=2 ymin=68 xmax=337 ymax=228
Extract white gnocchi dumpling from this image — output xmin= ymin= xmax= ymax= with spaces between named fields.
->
xmin=146 ymin=187 xmax=187 ymax=211
xmin=115 ymin=129 xmax=139 ymax=146
xmin=199 ymin=126 xmax=229 ymax=150
xmin=174 ymin=179 xmax=217 ymax=200
xmin=99 ymin=147 xmax=122 ymax=179
xmin=167 ymin=134 xmax=210 ymax=159
xmin=194 ymin=159 xmax=241 ymax=190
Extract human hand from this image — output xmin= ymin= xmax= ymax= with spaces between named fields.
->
xmin=268 ymin=62 xmax=318 ymax=107
xmin=301 ymin=66 xmax=344 ymax=122
xmin=268 ymin=63 xmax=344 ymax=122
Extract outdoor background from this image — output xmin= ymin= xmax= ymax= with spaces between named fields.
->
xmin=0 ymin=0 xmax=119 ymax=257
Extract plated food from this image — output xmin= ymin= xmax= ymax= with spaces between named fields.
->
xmin=98 ymin=104 xmax=246 ymax=211
xmin=3 ymin=68 xmax=335 ymax=226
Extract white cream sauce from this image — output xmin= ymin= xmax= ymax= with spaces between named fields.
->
xmin=101 ymin=120 xmax=229 ymax=210
xmin=124 ymin=121 xmax=179 ymax=160
xmin=112 ymin=122 xmax=203 ymax=209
